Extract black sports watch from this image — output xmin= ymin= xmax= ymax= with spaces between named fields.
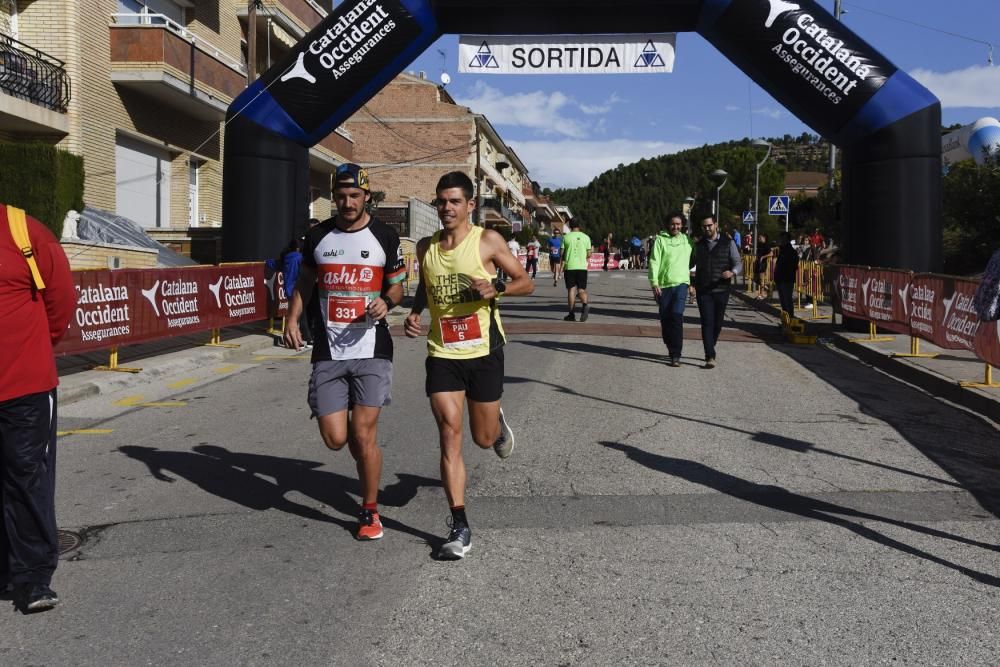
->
xmin=492 ymin=278 xmax=507 ymax=294
xmin=381 ymin=294 xmax=395 ymax=310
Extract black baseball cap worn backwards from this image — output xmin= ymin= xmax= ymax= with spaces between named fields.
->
xmin=335 ymin=163 xmax=370 ymax=191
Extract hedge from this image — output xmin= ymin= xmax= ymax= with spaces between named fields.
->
xmin=0 ymin=143 xmax=85 ymax=238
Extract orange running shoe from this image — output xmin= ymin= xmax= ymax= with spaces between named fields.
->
xmin=356 ymin=509 xmax=384 ymax=540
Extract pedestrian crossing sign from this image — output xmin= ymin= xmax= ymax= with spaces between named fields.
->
xmin=768 ymin=195 xmax=790 ymax=216
xmin=742 ymin=211 xmax=756 ymax=225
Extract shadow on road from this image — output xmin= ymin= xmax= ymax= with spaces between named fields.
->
xmin=118 ymin=445 xmax=440 ymax=546
xmin=601 ymin=440 xmax=1000 ymax=587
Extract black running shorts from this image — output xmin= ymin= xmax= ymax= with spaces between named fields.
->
xmin=564 ymin=269 xmax=588 ymax=290
xmin=425 ymin=346 xmax=504 ymax=402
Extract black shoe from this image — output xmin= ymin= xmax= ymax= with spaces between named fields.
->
xmin=563 ymin=313 xmax=576 ymax=322
xmin=15 ymin=584 xmax=59 ymax=613
xmin=668 ymin=357 xmax=680 ymax=367
xmin=439 ymin=520 xmax=472 ymax=559
xmin=580 ymin=304 xmax=590 ymax=322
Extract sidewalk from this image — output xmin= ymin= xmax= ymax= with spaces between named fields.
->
xmin=732 ymin=288 xmax=1000 ymax=423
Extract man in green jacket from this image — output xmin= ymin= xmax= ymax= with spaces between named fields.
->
xmin=648 ymin=212 xmax=693 ymax=366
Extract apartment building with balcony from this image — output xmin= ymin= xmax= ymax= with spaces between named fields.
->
xmin=1 ymin=0 xmax=351 ymax=262
xmin=342 ymin=71 xmax=531 ymax=238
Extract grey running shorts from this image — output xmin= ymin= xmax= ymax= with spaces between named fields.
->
xmin=308 ymin=358 xmax=392 ymax=417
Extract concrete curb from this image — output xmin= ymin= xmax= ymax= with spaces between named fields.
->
xmin=58 ymin=334 xmax=279 ymax=407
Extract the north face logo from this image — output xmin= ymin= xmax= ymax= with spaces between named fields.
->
xmin=765 ymin=0 xmax=800 ymax=28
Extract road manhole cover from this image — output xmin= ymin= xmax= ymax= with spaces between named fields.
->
xmin=58 ymin=530 xmax=82 ymax=555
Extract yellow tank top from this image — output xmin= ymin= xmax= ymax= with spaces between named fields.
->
xmin=423 ymin=225 xmax=506 ymax=359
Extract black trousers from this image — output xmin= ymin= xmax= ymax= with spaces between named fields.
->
xmin=696 ymin=290 xmax=730 ymax=360
xmin=0 ymin=390 xmax=59 ymax=586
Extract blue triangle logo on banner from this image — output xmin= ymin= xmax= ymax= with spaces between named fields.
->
xmin=634 ymin=41 xmax=666 ymax=68
xmin=469 ymin=41 xmax=499 ymax=69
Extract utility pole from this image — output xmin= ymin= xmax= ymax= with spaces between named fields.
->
xmin=247 ymin=1 xmax=258 ymax=85
xmin=828 ymin=0 xmax=843 ymax=189
xmin=474 ymin=121 xmax=484 ymax=226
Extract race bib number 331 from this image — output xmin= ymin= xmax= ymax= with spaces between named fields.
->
xmin=328 ymin=296 xmax=368 ymax=326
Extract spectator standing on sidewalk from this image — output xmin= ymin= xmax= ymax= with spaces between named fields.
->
xmin=0 ymin=204 xmax=75 ymax=613
xmin=648 ymin=212 xmax=693 ymax=367
xmin=561 ymin=219 xmax=593 ymax=321
xmin=692 ymin=216 xmax=742 ymax=368
xmin=774 ymin=231 xmax=799 ymax=321
xmin=498 ymin=235 xmax=520 ymax=283
xmin=267 ymin=236 xmax=313 ymax=348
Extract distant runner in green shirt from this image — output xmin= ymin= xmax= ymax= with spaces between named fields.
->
xmin=561 ymin=219 xmax=593 ymax=321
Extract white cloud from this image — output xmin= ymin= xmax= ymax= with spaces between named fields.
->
xmin=753 ymin=107 xmax=783 ymax=119
xmin=911 ymin=65 xmax=1000 ymax=108
xmin=454 ymin=82 xmax=626 ymax=138
xmin=684 ymin=124 xmax=703 ymax=132
xmin=508 ymin=139 xmax=696 ymax=189
xmin=580 ymin=93 xmax=625 ymax=115
xmin=725 ymin=105 xmax=741 ymax=112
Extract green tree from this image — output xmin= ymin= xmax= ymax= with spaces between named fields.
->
xmin=942 ymin=156 xmax=1000 ymax=275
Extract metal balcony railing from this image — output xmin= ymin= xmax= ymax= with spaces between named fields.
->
xmin=111 ymin=12 xmax=247 ymax=75
xmin=482 ymin=198 xmax=524 ymax=225
xmin=0 ymin=33 xmax=71 ymax=112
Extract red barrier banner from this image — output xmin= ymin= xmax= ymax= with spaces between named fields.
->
xmin=974 ymin=319 xmax=1000 ymax=368
xmin=907 ymin=274 xmax=943 ymax=342
xmin=266 ymin=267 xmax=289 ymax=318
xmin=908 ymin=275 xmax=980 ymax=352
xmin=57 ymin=264 xmax=268 ymax=355
xmin=860 ymin=269 xmax=911 ymax=334
xmin=587 ymin=255 xmax=620 ymax=270
xmin=834 ymin=265 xmax=866 ymax=319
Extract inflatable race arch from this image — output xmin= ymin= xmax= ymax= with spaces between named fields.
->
xmin=223 ymin=0 xmax=942 ymax=271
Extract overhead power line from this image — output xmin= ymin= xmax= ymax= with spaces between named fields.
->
xmin=844 ymin=2 xmax=995 ymax=65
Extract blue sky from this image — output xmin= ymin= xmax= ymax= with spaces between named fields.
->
xmin=402 ymin=0 xmax=1000 ymax=189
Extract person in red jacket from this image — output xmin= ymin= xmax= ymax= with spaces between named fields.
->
xmin=0 ymin=205 xmax=74 ymax=613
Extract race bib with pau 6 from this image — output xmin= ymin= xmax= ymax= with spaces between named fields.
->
xmin=327 ymin=295 xmax=370 ymax=328
xmin=440 ymin=313 xmax=483 ymax=349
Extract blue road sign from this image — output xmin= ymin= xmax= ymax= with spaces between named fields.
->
xmin=742 ymin=211 xmax=756 ymax=225
xmin=768 ymin=195 xmax=790 ymax=216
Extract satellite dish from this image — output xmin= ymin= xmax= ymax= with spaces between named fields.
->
xmin=440 ymin=72 xmax=451 ymax=86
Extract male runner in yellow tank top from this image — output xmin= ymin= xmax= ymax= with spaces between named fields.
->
xmin=404 ymin=171 xmax=534 ymax=559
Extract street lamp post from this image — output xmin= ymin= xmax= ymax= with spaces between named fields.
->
xmin=752 ymin=139 xmax=772 ymax=272
xmin=710 ymin=169 xmax=727 ymax=225
xmin=683 ymin=196 xmax=695 ymax=234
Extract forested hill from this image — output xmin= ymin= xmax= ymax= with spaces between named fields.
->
xmin=551 ymin=134 xmax=830 ymax=240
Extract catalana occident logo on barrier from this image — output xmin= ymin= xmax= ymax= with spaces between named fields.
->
xmin=860 ymin=269 xmax=910 ymax=334
xmin=256 ymin=0 xmax=434 ymax=141
xmin=907 ymin=275 xmax=941 ymax=340
xmin=835 ymin=266 xmax=865 ymax=319
xmin=59 ymin=266 xmax=268 ymax=355
xmin=714 ymin=0 xmax=896 ymax=135
xmin=459 ymin=35 xmax=676 ymax=75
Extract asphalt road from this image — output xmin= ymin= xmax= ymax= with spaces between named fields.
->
xmin=3 ymin=271 xmax=999 ymax=665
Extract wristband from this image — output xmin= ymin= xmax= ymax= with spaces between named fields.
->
xmin=381 ymin=294 xmax=395 ymax=310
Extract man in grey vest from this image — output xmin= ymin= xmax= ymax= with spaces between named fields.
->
xmin=692 ymin=215 xmax=742 ymax=368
